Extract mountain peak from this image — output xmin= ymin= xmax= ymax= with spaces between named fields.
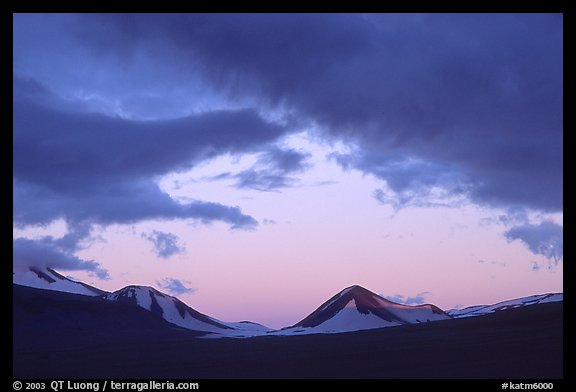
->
xmin=288 ymin=285 xmax=451 ymax=333
xmin=13 ymin=266 xmax=107 ymax=296
xmin=114 ymin=285 xmax=165 ymax=296
xmin=104 ymin=284 xmax=234 ymax=332
xmin=341 ymin=284 xmax=384 ymax=299
xmin=343 ymin=284 xmax=366 ymax=293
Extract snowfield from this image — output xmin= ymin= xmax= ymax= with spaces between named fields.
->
xmin=104 ymin=286 xmax=238 ymax=333
xmin=13 ymin=267 xmax=107 ymax=296
xmin=448 ymin=293 xmax=563 ymax=318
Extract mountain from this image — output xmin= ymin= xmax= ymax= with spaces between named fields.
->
xmin=13 ymin=268 xmax=561 ymax=337
xmin=448 ymin=293 xmax=563 ymax=318
xmin=104 ymin=286 xmax=272 ymax=337
xmin=13 ymin=267 xmax=271 ymax=336
xmin=104 ymin=285 xmax=235 ymax=333
xmin=13 ymin=284 xmax=195 ymax=349
xmin=276 ymin=285 xmax=452 ymax=335
xmin=13 ymin=266 xmax=108 ymax=296
xmin=14 ymin=283 xmax=563 ymax=379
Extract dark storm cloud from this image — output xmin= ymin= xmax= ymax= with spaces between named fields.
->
xmin=12 ymin=76 xmax=286 ymax=274
xmin=13 ymin=237 xmax=109 ymax=279
xmin=157 ymin=278 xmax=196 ymax=296
xmin=13 ymin=88 xmax=286 ymax=190
xmin=13 ymin=14 xmax=563 ymax=276
xmin=504 ymin=221 xmax=563 ymax=263
xmin=142 ymin=230 xmax=185 ymax=259
xmin=13 ymin=80 xmax=289 ymax=229
xmin=70 ymin=13 xmax=561 ymax=212
xmin=14 ymin=178 xmax=257 ymax=230
xmin=13 ymin=218 xmax=109 ymax=277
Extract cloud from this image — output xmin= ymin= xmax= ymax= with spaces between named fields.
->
xmin=477 ymin=259 xmax=506 ymax=268
xmin=383 ymin=292 xmax=431 ymax=305
xmin=232 ymin=170 xmax=295 ymax=192
xmin=332 ymin=152 xmax=471 ymax=210
xmin=13 ymin=87 xmax=286 ymax=192
xmin=12 ymin=76 xmax=284 ymax=275
xmin=156 ymin=278 xmax=196 ymax=296
xmin=13 ymin=79 xmax=290 ymax=230
xmin=13 ymin=237 xmax=109 ymax=279
xmin=504 ymin=221 xmax=563 ymax=263
xmin=259 ymin=147 xmax=311 ymax=173
xmin=13 ymin=14 xmax=563 ymax=277
xmin=142 ymin=230 xmax=185 ymax=259
xmin=63 ymin=13 xmax=561 ymax=213
xmin=209 ymin=147 xmax=312 ymax=191
xmin=14 ymin=179 xmax=258 ymax=230
xmin=496 ymin=208 xmax=531 ymax=227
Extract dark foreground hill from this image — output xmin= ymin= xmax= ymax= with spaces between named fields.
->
xmin=13 ymin=284 xmax=562 ymax=379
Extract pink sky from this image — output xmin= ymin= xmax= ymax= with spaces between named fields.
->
xmin=14 ymin=137 xmax=563 ymax=329
xmin=13 ymin=14 xmax=563 ymax=330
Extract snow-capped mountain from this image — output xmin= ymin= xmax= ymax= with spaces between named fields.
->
xmin=275 ymin=285 xmax=452 ymax=335
xmin=13 ymin=266 xmax=108 ymax=296
xmin=14 ymin=268 xmax=561 ymax=338
xmin=104 ymin=285 xmax=272 ymax=336
xmin=448 ymin=293 xmax=563 ymax=318
xmin=104 ymin=286 xmax=232 ymax=333
xmin=13 ymin=267 xmax=271 ymax=336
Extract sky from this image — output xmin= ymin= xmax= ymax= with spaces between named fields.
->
xmin=13 ymin=13 xmax=563 ymax=329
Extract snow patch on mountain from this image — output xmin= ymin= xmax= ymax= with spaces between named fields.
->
xmin=103 ymin=285 xmax=275 ymax=337
xmin=104 ymin=286 xmax=233 ymax=333
xmin=448 ymin=293 xmax=563 ymax=318
xmin=13 ymin=266 xmax=107 ymax=296
xmin=15 ymin=268 xmax=560 ymax=338
xmin=273 ymin=285 xmax=452 ymax=336
xmin=309 ymin=300 xmax=402 ymax=332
